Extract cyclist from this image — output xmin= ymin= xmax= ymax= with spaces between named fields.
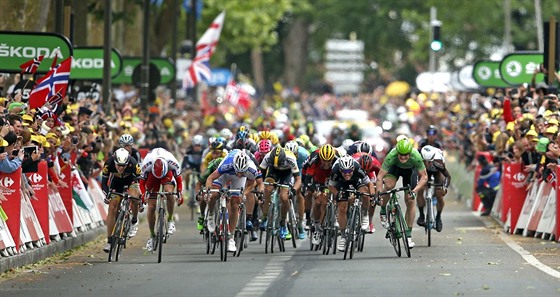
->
xmin=328 ymin=155 xmax=371 ymax=251
xmin=254 ymin=139 xmax=274 ymax=163
xmin=259 ymin=147 xmax=301 ymax=240
xmin=346 ymin=140 xmax=378 ymax=159
xmin=194 ymin=157 xmax=224 ymax=232
xmin=301 ymin=144 xmax=339 ymax=246
xmin=353 ymin=152 xmax=381 ymax=233
xmin=205 ymin=150 xmax=262 ymax=252
xmin=285 ymin=140 xmax=309 ymax=239
xmin=417 ymin=145 xmax=451 ymax=232
xmin=101 ymin=148 xmax=142 ymax=252
xmin=200 ymin=139 xmax=228 ymax=173
xmin=375 ymin=137 xmax=428 ymax=248
xmin=418 ymin=125 xmax=444 ymax=150
xmin=140 ymin=148 xmax=184 ymax=252
xmin=114 ymin=133 xmax=143 ymax=237
xmin=181 ymin=134 xmax=205 ymax=222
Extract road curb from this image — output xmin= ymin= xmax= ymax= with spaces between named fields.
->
xmin=0 ymin=227 xmax=104 ymax=274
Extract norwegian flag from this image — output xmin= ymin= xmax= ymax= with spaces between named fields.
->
xmin=183 ymin=11 xmax=225 ymax=89
xmin=225 ymin=78 xmax=251 ymax=115
xmin=28 ymin=57 xmax=72 ymax=109
xmin=19 ymin=55 xmax=44 ymax=74
xmin=50 ymin=47 xmax=60 ymax=71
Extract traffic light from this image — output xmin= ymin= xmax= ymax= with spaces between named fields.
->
xmin=430 ymin=23 xmax=443 ymax=52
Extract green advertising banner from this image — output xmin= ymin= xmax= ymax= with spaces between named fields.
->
xmin=499 ymin=52 xmax=546 ymax=86
xmin=70 ymin=47 xmax=123 ymax=80
xmin=113 ymin=57 xmax=175 ymax=85
xmin=472 ymin=60 xmax=510 ymax=88
xmin=0 ymin=31 xmax=73 ymax=73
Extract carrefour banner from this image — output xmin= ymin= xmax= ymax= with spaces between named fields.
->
xmin=71 ymin=47 xmax=123 ymax=80
xmin=0 ymin=31 xmax=73 ymax=73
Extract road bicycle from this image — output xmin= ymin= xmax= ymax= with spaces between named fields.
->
xmin=308 ymin=184 xmax=329 ymax=252
xmin=342 ymin=189 xmax=375 ymax=260
xmin=208 ymin=187 xmax=239 ymax=262
xmin=263 ymin=181 xmax=290 ymax=254
xmin=377 ymin=186 xmax=412 ymax=258
xmin=107 ymin=187 xmax=140 ymax=262
xmin=424 ymin=176 xmax=444 ymax=247
xmin=286 ymin=188 xmax=299 ymax=249
xmin=148 ymin=191 xmax=178 ymax=263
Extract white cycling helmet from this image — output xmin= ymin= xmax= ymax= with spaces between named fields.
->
xmin=233 ymin=151 xmax=250 ymax=173
xmin=285 ymin=141 xmax=299 ymax=155
xmin=114 ymin=148 xmax=130 ymax=166
xmin=342 ymin=139 xmax=354 ymax=151
xmin=339 ymin=155 xmax=355 ymax=171
xmin=192 ymin=134 xmax=204 ymax=146
xmin=421 ymin=145 xmax=443 ymax=161
xmin=119 ymin=133 xmax=134 ymax=146
xmin=220 ymin=128 xmax=233 ymax=140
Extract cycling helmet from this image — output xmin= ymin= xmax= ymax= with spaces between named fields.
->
xmin=339 ymin=155 xmax=355 ymax=171
xmin=271 ymin=147 xmax=286 ymax=167
xmin=248 ymin=132 xmax=259 ymax=143
xmin=210 ymin=139 xmax=224 ymax=150
xmin=395 ymin=139 xmax=413 ymax=155
xmin=208 ymin=136 xmax=217 ymax=146
xmin=233 ymin=151 xmax=250 ymax=173
xmin=358 ymin=153 xmax=375 ymax=172
xmin=207 ymin=128 xmax=218 ymax=137
xmin=216 ymin=136 xmax=227 ymax=147
xmin=220 ymin=128 xmax=233 ymax=139
xmin=119 ymin=133 xmax=134 ymax=146
xmin=114 ymin=148 xmax=130 ymax=166
xmin=319 ymin=144 xmax=336 ymax=161
xmin=357 ymin=142 xmax=372 ymax=154
xmin=285 ymin=141 xmax=299 ymax=155
xmin=258 ymin=139 xmax=273 ymax=154
xmin=259 ymin=130 xmax=272 ymax=140
xmin=152 ymin=157 xmax=168 ymax=178
xmin=421 ymin=145 xmax=444 ymax=161
xmin=237 ymin=129 xmax=249 ymax=140
xmin=427 ymin=125 xmax=438 ymax=136
xmin=342 ymin=139 xmax=354 ymax=151
xmin=192 ymin=134 xmax=204 ymax=146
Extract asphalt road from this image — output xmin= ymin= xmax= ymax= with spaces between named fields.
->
xmin=1 ymin=193 xmax=558 ymax=297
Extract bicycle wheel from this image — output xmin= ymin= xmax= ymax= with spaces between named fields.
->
xmin=116 ymin=213 xmax=130 ymax=262
xmin=108 ymin=209 xmax=124 ymax=262
xmin=349 ymin=208 xmax=360 ymax=259
xmin=322 ymin=204 xmax=332 ymax=255
xmin=387 ymin=208 xmax=401 ymax=257
xmin=219 ymin=208 xmax=228 ymax=262
xmin=211 ymin=210 xmax=218 ymax=254
xmin=265 ymin=201 xmax=275 ymax=254
xmin=343 ymin=206 xmax=355 ymax=260
xmin=234 ymin=205 xmax=246 ymax=257
xmin=157 ymin=207 xmax=165 ymax=263
xmin=288 ymin=201 xmax=297 ymax=249
xmin=426 ymin=197 xmax=432 ymax=247
xmin=395 ymin=204 xmax=411 ymax=258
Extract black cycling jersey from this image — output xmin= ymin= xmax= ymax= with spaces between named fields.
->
xmin=182 ymin=145 xmax=204 ymax=172
xmin=101 ymin=156 xmax=142 ymax=194
xmin=418 ymin=138 xmax=444 ymax=151
xmin=328 ymin=161 xmax=370 ymax=201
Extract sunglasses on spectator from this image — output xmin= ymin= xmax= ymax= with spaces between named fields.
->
xmin=341 ymin=169 xmax=353 ymax=174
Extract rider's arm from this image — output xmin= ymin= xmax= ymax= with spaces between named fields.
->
xmin=293 ymin=174 xmax=302 ymax=191
xmin=205 ymin=169 xmax=221 ymax=189
xmin=414 ymin=169 xmax=429 ymax=194
xmin=375 ymin=168 xmax=387 ymax=193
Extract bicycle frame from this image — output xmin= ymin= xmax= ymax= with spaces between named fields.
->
xmin=208 ymin=187 xmax=239 ymax=262
xmin=424 ymin=176 xmax=444 ymax=247
xmin=342 ymin=189 xmax=374 ymax=260
xmin=108 ymin=190 xmax=137 ymax=262
xmin=263 ymin=181 xmax=290 ymax=254
xmin=377 ymin=186 xmax=412 ymax=258
xmin=148 ymin=191 xmax=176 ymax=263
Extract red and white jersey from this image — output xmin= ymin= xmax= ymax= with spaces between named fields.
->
xmin=141 ymin=147 xmax=181 ymax=178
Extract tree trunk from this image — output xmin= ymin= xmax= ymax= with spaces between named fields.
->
xmin=282 ymin=16 xmax=309 ymax=88
xmin=151 ymin=0 xmax=175 ymax=56
xmin=251 ymin=47 xmax=265 ymax=94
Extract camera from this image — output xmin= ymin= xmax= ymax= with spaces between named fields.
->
xmin=72 ymin=136 xmax=79 ymax=145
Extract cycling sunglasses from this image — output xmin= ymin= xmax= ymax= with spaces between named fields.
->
xmin=341 ymin=168 xmax=353 ymax=174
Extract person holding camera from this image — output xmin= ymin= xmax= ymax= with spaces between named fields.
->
xmin=0 ymin=131 xmax=24 ymax=174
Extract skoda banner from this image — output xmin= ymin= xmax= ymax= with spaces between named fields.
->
xmin=499 ymin=52 xmax=545 ymax=86
xmin=0 ymin=31 xmax=73 ymax=73
xmin=113 ymin=57 xmax=175 ymax=85
xmin=71 ymin=47 xmax=123 ymax=80
xmin=472 ymin=60 xmax=510 ymax=88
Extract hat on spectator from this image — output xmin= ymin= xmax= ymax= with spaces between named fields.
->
xmin=36 ymin=134 xmax=50 ymax=148
xmin=22 ymin=114 xmax=34 ymax=126
xmin=545 ymin=126 xmax=558 ymax=135
xmin=57 ymin=124 xmax=71 ymax=136
xmin=506 ymin=121 xmax=515 ymax=131
xmin=45 ymin=133 xmax=60 ymax=146
xmin=536 ymin=82 xmax=549 ymax=91
xmin=0 ymin=138 xmax=8 ymax=147
xmin=4 ymin=131 xmax=17 ymax=146
xmin=536 ymin=137 xmax=550 ymax=153
xmin=546 ymin=118 xmax=559 ymax=126
xmin=525 ymin=129 xmax=538 ymax=138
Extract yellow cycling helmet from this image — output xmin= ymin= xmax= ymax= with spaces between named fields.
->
xmin=319 ymin=144 xmax=336 ymax=161
xmin=248 ymin=132 xmax=259 ymax=143
xmin=259 ymin=130 xmax=272 ymax=141
xmin=270 ymin=133 xmax=279 ymax=145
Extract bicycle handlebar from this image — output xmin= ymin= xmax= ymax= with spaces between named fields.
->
xmin=376 ymin=186 xmax=411 ymax=197
xmin=263 ymin=181 xmax=291 ymax=189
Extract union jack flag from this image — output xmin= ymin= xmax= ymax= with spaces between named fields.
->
xmin=19 ymin=55 xmax=44 ymax=74
xmin=183 ymin=11 xmax=225 ymax=89
xmin=28 ymin=57 xmax=72 ymax=109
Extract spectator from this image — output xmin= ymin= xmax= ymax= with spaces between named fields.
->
xmin=476 ymin=155 xmax=500 ymax=216
xmin=0 ymin=131 xmax=24 ymax=174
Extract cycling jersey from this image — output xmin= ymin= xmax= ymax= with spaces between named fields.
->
xmin=302 ymin=150 xmax=339 ymax=185
xmin=351 ymin=152 xmax=381 ymax=180
xmin=182 ymin=145 xmax=204 ymax=172
xmin=259 ymin=150 xmax=299 ymax=175
xmin=199 ymin=157 xmax=223 ymax=185
xmin=140 ymin=148 xmax=183 ymax=195
xmin=346 ymin=141 xmax=378 ymax=159
xmin=101 ymin=156 xmax=142 ymax=194
xmin=381 ymin=148 xmax=425 ymax=171
xmin=216 ymin=150 xmax=260 ymax=180
xmin=202 ymin=149 xmax=228 ymax=169
xmin=295 ymin=146 xmax=310 ymax=175
xmin=328 ymin=160 xmax=370 ymax=201
xmin=418 ymin=138 xmax=444 ymax=151
xmin=426 ymin=159 xmax=451 ymax=188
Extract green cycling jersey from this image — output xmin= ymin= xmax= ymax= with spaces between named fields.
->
xmin=199 ymin=157 xmax=224 ymax=184
xmin=381 ymin=148 xmax=425 ymax=171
